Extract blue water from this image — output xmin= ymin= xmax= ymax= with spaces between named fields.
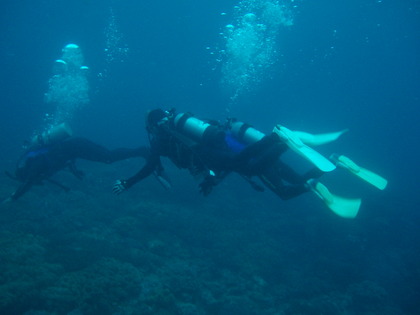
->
xmin=0 ymin=0 xmax=419 ymax=314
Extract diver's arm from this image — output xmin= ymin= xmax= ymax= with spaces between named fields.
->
xmin=8 ymin=158 xmax=45 ymax=201
xmin=10 ymin=180 xmax=34 ymax=201
xmin=125 ymin=153 xmax=159 ymax=188
xmin=113 ymin=151 xmax=160 ymax=194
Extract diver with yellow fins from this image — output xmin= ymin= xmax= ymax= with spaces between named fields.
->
xmin=113 ymin=108 xmax=387 ymax=219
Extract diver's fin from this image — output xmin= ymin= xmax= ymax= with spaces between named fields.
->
xmin=330 ymin=154 xmax=388 ymax=190
xmin=273 ymin=125 xmax=336 ymax=172
xmin=307 ymin=179 xmax=361 ymax=219
xmin=293 ymin=129 xmax=349 ymax=146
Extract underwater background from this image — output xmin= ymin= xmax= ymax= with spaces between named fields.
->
xmin=0 ymin=0 xmax=419 ymax=314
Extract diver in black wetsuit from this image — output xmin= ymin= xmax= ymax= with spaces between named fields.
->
xmin=112 ymin=109 xmax=388 ymax=219
xmin=3 ymin=137 xmax=150 ymax=202
xmin=112 ymin=108 xmax=320 ymax=199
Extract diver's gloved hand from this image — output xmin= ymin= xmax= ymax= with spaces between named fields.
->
xmin=113 ymin=180 xmax=128 ymax=195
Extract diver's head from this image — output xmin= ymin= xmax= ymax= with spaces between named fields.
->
xmin=146 ymin=109 xmax=170 ymax=133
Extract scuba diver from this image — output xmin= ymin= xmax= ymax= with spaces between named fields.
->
xmin=3 ymin=123 xmax=152 ymax=203
xmin=113 ymin=108 xmax=388 ymax=219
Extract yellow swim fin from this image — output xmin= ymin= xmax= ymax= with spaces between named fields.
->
xmin=293 ymin=129 xmax=349 ymax=146
xmin=330 ymin=154 xmax=388 ymax=190
xmin=307 ymin=179 xmax=361 ymax=219
xmin=273 ymin=125 xmax=336 ymax=172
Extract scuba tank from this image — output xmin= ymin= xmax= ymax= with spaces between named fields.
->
xmin=173 ymin=113 xmax=266 ymax=146
xmin=229 ymin=121 xmax=266 ymax=144
xmin=14 ymin=122 xmax=73 ymax=179
xmin=30 ymin=122 xmax=73 ymax=148
xmin=229 ymin=120 xmax=316 ymax=176
xmin=173 ymin=113 xmax=223 ymax=145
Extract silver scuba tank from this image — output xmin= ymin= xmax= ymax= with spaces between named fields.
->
xmin=30 ymin=122 xmax=73 ymax=147
xmin=229 ymin=121 xmax=265 ymax=144
xmin=230 ymin=121 xmax=314 ymax=176
xmin=173 ymin=113 xmax=215 ymax=142
xmin=173 ymin=113 xmax=270 ymax=149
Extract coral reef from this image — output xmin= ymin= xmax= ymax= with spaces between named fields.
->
xmin=0 ymin=164 xmax=417 ymax=314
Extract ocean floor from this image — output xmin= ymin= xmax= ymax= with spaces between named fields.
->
xmin=0 ymin=161 xmax=417 ymax=315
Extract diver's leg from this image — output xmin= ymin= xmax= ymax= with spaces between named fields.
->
xmin=63 ymin=138 xmax=149 ymax=163
xmin=234 ymin=134 xmax=287 ymax=174
xmin=277 ymin=161 xmax=324 ymax=185
xmin=107 ymin=146 xmax=150 ymax=163
xmin=259 ymin=166 xmax=309 ymax=200
xmin=63 ymin=138 xmax=114 ymax=162
xmin=236 ymin=134 xmax=283 ymax=163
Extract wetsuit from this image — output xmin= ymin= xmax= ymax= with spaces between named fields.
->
xmin=10 ymin=137 xmax=149 ymax=200
xmin=119 ymin=115 xmax=321 ymax=199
